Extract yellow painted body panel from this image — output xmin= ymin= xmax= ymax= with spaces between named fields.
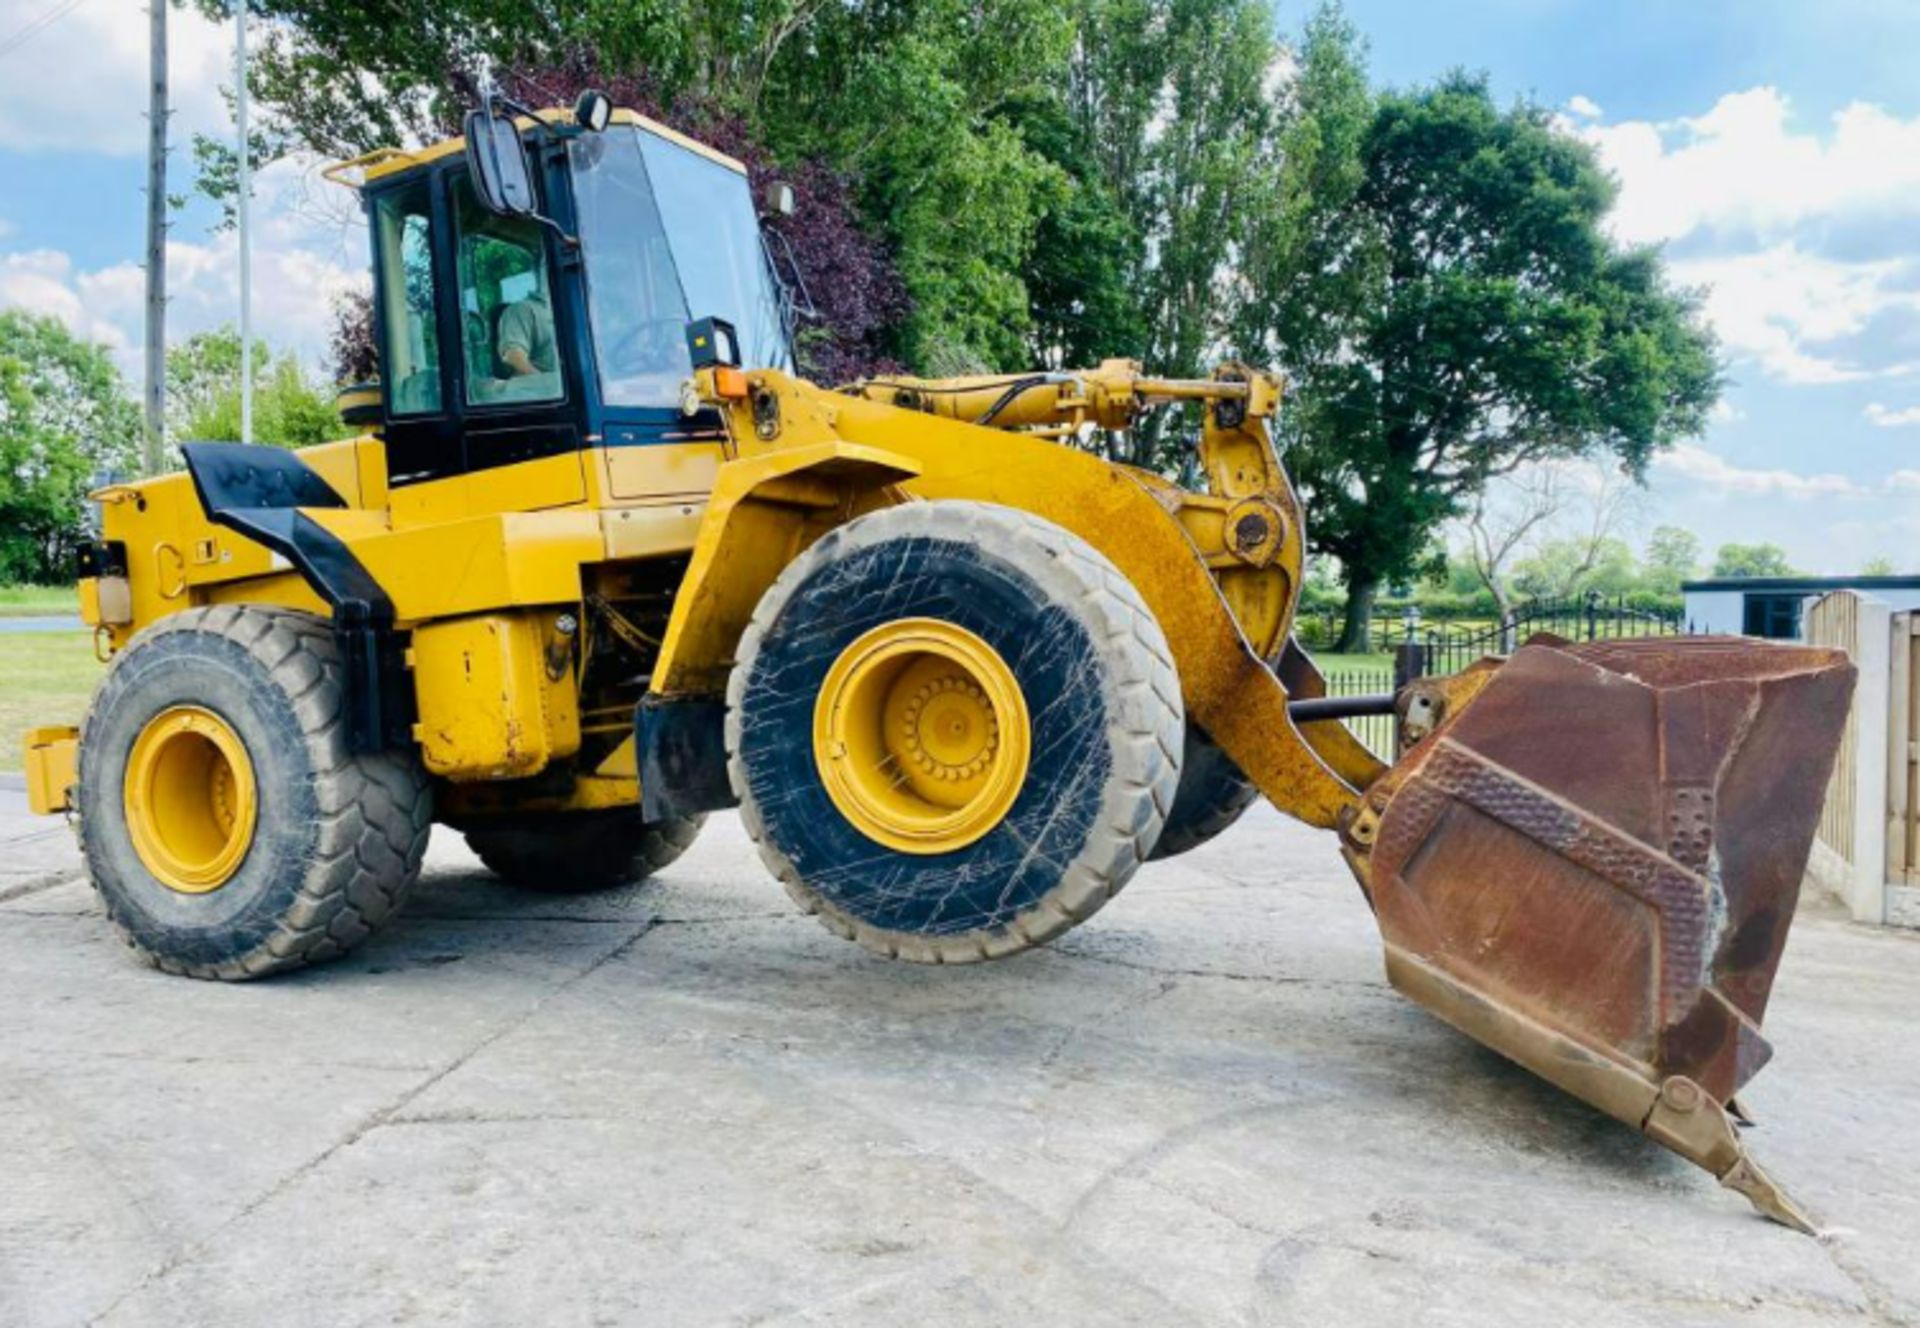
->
xmin=389 ymin=452 xmax=590 ymax=528
xmin=410 ymin=611 xmax=582 ymax=781
xmin=301 ymin=508 xmax=603 ymax=623
xmin=298 ymin=436 xmax=387 ymax=507
xmin=24 ymin=726 xmax=79 ymax=816
xmin=602 ymin=440 xmax=726 ymax=502
xmin=601 ymin=505 xmax=706 ymax=560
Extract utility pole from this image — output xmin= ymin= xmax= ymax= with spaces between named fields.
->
xmin=142 ymin=0 xmax=168 ymax=475
xmin=235 ymin=0 xmax=252 ymax=444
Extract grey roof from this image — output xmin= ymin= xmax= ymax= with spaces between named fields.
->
xmin=1681 ymin=574 xmax=1920 ymax=593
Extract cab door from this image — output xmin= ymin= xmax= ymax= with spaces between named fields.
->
xmin=368 ymin=159 xmax=590 ymax=524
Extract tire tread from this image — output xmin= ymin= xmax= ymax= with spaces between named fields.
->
xmin=726 ymin=500 xmax=1183 ymax=963
xmin=79 ymin=606 xmax=430 ymax=980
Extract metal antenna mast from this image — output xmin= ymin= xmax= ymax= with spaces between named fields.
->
xmin=142 ymin=0 xmax=168 ymax=474
xmin=236 ymin=0 xmax=252 ymax=444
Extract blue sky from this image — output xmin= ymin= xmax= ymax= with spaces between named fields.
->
xmin=0 ymin=0 xmax=1916 ymax=573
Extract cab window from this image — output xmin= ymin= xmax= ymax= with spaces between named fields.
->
xmin=372 ymin=182 xmax=443 ymax=415
xmin=453 ymin=176 xmax=564 ymax=408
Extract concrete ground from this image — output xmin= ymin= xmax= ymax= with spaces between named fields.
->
xmin=1 ymin=786 xmax=1916 ymax=1328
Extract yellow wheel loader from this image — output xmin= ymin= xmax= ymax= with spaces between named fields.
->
xmin=22 ymin=91 xmax=1854 ymax=1230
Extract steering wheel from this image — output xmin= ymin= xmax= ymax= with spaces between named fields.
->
xmin=606 ymin=317 xmax=688 ymax=374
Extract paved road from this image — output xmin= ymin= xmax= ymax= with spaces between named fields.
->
xmin=2 ymin=795 xmax=1916 ymax=1327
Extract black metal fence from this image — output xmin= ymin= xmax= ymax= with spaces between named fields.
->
xmin=1374 ymin=595 xmax=1684 ymax=679
xmin=1312 ymin=595 xmax=1686 ymax=759
xmin=1319 ymin=667 xmax=1397 ymax=757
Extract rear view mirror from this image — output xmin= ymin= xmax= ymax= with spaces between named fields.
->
xmin=463 ymin=111 xmax=535 ymax=217
xmin=762 ymin=181 xmax=796 ymax=219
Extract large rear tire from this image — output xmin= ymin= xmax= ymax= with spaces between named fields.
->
xmin=1148 ymin=723 xmax=1261 ymax=860
xmin=465 ymin=811 xmax=704 ymax=892
xmin=77 ymin=606 xmax=431 ymax=980
xmin=727 ymin=501 xmax=1183 ymax=963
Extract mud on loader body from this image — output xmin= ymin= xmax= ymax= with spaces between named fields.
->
xmin=24 ymin=95 xmax=1853 ymax=1230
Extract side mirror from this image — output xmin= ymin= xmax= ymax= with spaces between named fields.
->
xmin=685 ymin=317 xmax=741 ymax=369
xmin=463 ymin=110 xmax=536 ymax=217
xmin=762 ymin=181 xmax=796 ymax=219
xmin=573 ymin=89 xmax=613 ymax=134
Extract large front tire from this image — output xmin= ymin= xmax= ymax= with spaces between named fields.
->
xmin=727 ymin=501 xmax=1183 ymax=963
xmin=77 ymin=606 xmax=431 ymax=980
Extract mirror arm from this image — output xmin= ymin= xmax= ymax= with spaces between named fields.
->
xmin=492 ymin=92 xmax=577 ymax=143
xmin=532 ymin=212 xmax=580 ymax=251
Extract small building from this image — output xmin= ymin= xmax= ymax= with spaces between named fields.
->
xmin=1682 ymin=575 xmax=1920 ymax=640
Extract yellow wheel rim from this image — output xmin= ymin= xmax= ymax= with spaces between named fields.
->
xmin=123 ymin=705 xmax=258 ymax=894
xmin=813 ymin=619 xmax=1031 ymax=855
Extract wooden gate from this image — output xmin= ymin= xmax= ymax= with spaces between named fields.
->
xmin=1807 ymin=593 xmax=1863 ymax=867
xmin=1803 ymin=592 xmax=1918 ymax=924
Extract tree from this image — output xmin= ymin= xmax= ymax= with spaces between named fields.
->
xmin=1712 ymin=542 xmax=1794 ymax=579
xmin=1860 ymin=555 xmax=1898 ymax=576
xmin=1513 ymin=535 xmax=1639 ymax=601
xmin=1234 ymin=10 xmax=1720 ymax=651
xmin=167 ymin=328 xmax=351 ymax=451
xmin=328 ymin=289 xmax=378 ymax=385
xmin=1463 ymin=468 xmax=1565 ymax=637
xmin=1009 ymin=89 xmax=1147 ymax=372
xmin=0 ymin=311 xmax=141 ymax=584
xmin=1543 ymin=460 xmax=1645 ymax=595
xmin=1643 ymin=525 xmax=1701 ymax=594
xmin=198 ymin=0 xmax=1054 ymax=377
xmin=1034 ymin=0 xmax=1277 ymax=465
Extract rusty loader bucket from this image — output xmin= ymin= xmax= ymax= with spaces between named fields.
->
xmin=1342 ymin=637 xmax=1855 ymax=1230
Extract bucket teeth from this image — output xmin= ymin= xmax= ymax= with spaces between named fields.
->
xmin=1719 ymin=1153 xmax=1818 ymax=1236
xmin=1643 ymin=1077 xmax=1817 ymax=1234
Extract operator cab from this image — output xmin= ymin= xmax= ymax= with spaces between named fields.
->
xmin=356 ymin=92 xmax=793 ymax=491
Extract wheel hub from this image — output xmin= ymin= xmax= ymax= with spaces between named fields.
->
xmin=123 ymin=705 xmax=258 ymax=893
xmin=813 ymin=619 xmax=1031 ymax=854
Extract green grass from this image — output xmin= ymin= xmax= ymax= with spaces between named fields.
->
xmin=0 ymin=632 xmax=105 ymax=772
xmin=1304 ymin=651 xmax=1393 ymax=679
xmin=0 ymin=584 xmax=77 ymax=618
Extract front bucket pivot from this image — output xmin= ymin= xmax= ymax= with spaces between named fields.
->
xmin=1345 ymin=637 xmax=1854 ymax=1230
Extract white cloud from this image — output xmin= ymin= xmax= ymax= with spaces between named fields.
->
xmin=0 ymin=217 xmax=14 ymax=240
xmin=0 ymin=4 xmax=237 ymax=156
xmin=1865 ymin=402 xmax=1920 ymax=428
xmin=1891 ymin=470 xmax=1920 ymax=492
xmin=1653 ymin=444 xmax=1867 ymax=500
xmin=1566 ymin=95 xmax=1603 ymax=119
xmin=1579 ymin=88 xmax=1920 ymax=248
xmin=0 ymin=249 xmax=129 ymax=347
xmin=0 ymin=156 xmax=366 ymax=373
xmin=1667 ymin=244 xmax=1920 ymax=384
xmin=1574 ymin=88 xmax=1920 ymax=389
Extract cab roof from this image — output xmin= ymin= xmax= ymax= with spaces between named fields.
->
xmin=320 ymin=107 xmax=749 ymax=191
